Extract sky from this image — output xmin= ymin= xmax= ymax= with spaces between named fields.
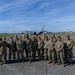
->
xmin=0 ymin=0 xmax=75 ymax=33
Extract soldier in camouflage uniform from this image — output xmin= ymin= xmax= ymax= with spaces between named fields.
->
xmin=14 ymin=34 xmax=19 ymax=59
xmin=14 ymin=34 xmax=18 ymax=42
xmin=64 ymin=35 xmax=74 ymax=65
xmin=38 ymin=36 xmax=44 ymax=60
xmin=41 ymin=33 xmax=46 ymax=41
xmin=44 ymin=36 xmax=49 ymax=61
xmin=52 ymin=34 xmax=57 ymax=43
xmin=0 ymin=40 xmax=2 ymax=65
xmin=48 ymin=37 xmax=55 ymax=64
xmin=34 ymin=34 xmax=38 ymax=40
xmin=8 ymin=37 xmax=17 ymax=61
xmin=14 ymin=34 xmax=19 ymax=44
xmin=55 ymin=36 xmax=65 ymax=66
xmin=32 ymin=36 xmax=38 ymax=60
xmin=52 ymin=34 xmax=57 ymax=61
xmin=22 ymin=34 xmax=27 ymax=58
xmin=25 ymin=34 xmax=32 ymax=63
xmin=16 ymin=36 xmax=25 ymax=62
xmin=0 ymin=37 xmax=8 ymax=64
xmin=0 ymin=49 xmax=2 ymax=65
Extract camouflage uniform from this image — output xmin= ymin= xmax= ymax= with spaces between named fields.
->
xmin=25 ymin=38 xmax=32 ymax=62
xmin=14 ymin=35 xmax=19 ymax=60
xmin=22 ymin=39 xmax=27 ymax=58
xmin=38 ymin=39 xmax=44 ymax=60
xmin=53 ymin=37 xmax=57 ymax=43
xmin=32 ymin=39 xmax=38 ymax=60
xmin=0 ymin=41 xmax=8 ymax=63
xmin=53 ymin=37 xmax=57 ymax=61
xmin=0 ymin=41 xmax=2 ymax=65
xmin=55 ymin=41 xmax=64 ymax=65
xmin=16 ymin=40 xmax=25 ymax=61
xmin=14 ymin=34 xmax=18 ymax=42
xmin=8 ymin=41 xmax=17 ymax=61
xmin=44 ymin=40 xmax=49 ymax=60
xmin=64 ymin=39 xmax=74 ymax=64
xmin=48 ymin=40 xmax=55 ymax=64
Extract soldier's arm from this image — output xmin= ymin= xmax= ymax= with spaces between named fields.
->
xmin=55 ymin=42 xmax=58 ymax=51
xmin=16 ymin=42 xmax=19 ymax=50
xmin=69 ymin=40 xmax=74 ymax=50
xmin=59 ymin=42 xmax=64 ymax=52
xmin=40 ymin=41 xmax=44 ymax=48
xmin=51 ymin=43 xmax=55 ymax=50
xmin=27 ymin=39 xmax=32 ymax=49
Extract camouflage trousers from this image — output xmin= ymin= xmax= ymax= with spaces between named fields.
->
xmin=17 ymin=49 xmax=24 ymax=61
xmin=48 ymin=50 xmax=55 ymax=63
xmin=0 ymin=51 xmax=7 ymax=63
xmin=56 ymin=51 xmax=64 ymax=64
xmin=9 ymin=50 xmax=16 ymax=61
xmin=25 ymin=49 xmax=31 ymax=61
xmin=0 ymin=51 xmax=2 ymax=63
xmin=44 ymin=49 xmax=48 ymax=60
xmin=65 ymin=50 xmax=73 ymax=64
xmin=38 ymin=48 xmax=44 ymax=60
xmin=32 ymin=48 xmax=37 ymax=60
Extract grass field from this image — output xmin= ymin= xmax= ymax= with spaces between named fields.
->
xmin=0 ymin=34 xmax=13 ymax=38
xmin=46 ymin=33 xmax=75 ymax=37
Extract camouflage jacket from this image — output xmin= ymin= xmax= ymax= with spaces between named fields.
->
xmin=44 ymin=40 xmax=49 ymax=49
xmin=55 ymin=41 xmax=64 ymax=52
xmin=64 ymin=39 xmax=74 ymax=50
xmin=38 ymin=40 xmax=44 ymax=49
xmin=16 ymin=40 xmax=25 ymax=50
xmin=0 ymin=41 xmax=8 ymax=51
xmin=48 ymin=40 xmax=55 ymax=51
xmin=25 ymin=38 xmax=32 ymax=49
xmin=8 ymin=41 xmax=17 ymax=50
xmin=32 ymin=40 xmax=38 ymax=50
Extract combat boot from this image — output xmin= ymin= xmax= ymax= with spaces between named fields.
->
xmin=53 ymin=62 xmax=55 ymax=65
xmin=48 ymin=61 xmax=52 ymax=64
xmin=0 ymin=63 xmax=2 ymax=65
xmin=57 ymin=62 xmax=61 ymax=65
xmin=29 ymin=60 xmax=32 ymax=63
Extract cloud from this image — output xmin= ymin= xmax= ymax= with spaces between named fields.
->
xmin=0 ymin=0 xmax=42 ymax=13
xmin=0 ymin=0 xmax=75 ymax=32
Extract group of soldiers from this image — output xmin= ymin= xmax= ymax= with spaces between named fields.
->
xmin=0 ymin=34 xmax=74 ymax=67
